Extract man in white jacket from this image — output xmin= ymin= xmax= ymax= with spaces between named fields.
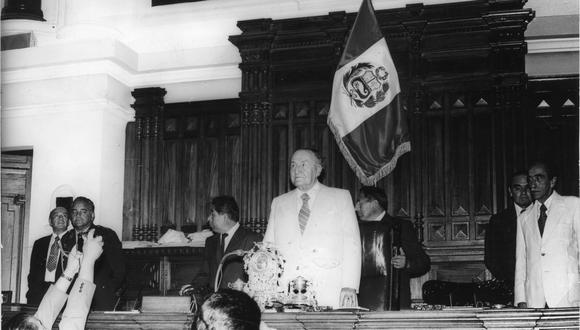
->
xmin=515 ymin=161 xmax=580 ymax=308
xmin=264 ymin=148 xmax=361 ymax=309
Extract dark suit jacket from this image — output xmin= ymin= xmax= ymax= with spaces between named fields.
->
xmin=205 ymin=226 xmax=262 ymax=290
xmin=61 ymin=224 xmax=126 ymax=310
xmin=484 ymin=206 xmax=517 ymax=284
xmin=359 ymin=215 xmax=430 ymax=310
xmin=27 ymin=234 xmax=66 ymax=305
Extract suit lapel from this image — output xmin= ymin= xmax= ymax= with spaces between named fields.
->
xmin=287 ymin=189 xmax=303 ymax=239
xmin=225 ymin=227 xmax=242 ymax=254
xmin=523 ymin=203 xmax=541 ymax=242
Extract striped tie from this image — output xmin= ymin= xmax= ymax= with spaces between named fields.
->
xmin=299 ymin=193 xmax=310 ymax=234
xmin=46 ymin=237 xmax=60 ymax=272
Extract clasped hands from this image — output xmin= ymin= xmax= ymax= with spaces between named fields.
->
xmin=63 ymin=229 xmax=104 ymax=278
xmin=392 ymin=247 xmax=407 ymax=269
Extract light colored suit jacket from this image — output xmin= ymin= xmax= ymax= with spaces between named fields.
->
xmin=515 ymin=192 xmax=580 ymax=308
xmin=264 ymin=183 xmax=361 ymax=308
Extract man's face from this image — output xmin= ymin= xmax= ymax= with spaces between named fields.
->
xmin=71 ymin=201 xmax=94 ymax=232
xmin=50 ymin=207 xmax=70 ymax=233
xmin=509 ymin=174 xmax=532 ymax=208
xmin=528 ymin=164 xmax=556 ymax=203
xmin=207 ymin=208 xmax=229 ymax=234
xmin=290 ymin=150 xmax=321 ymax=191
xmin=355 ymin=194 xmax=380 ymax=220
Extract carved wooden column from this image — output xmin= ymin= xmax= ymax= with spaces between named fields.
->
xmin=230 ymin=20 xmax=274 ymax=232
xmin=126 ymin=87 xmax=167 ymax=240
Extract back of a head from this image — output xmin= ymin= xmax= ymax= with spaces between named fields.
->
xmin=360 ymin=186 xmax=388 ymax=211
xmin=3 ymin=312 xmax=42 ymax=330
xmin=211 ymin=196 xmax=240 ymax=222
xmin=199 ymin=289 xmax=260 ymax=330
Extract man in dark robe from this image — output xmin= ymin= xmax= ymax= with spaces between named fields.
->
xmin=355 ymin=186 xmax=430 ymax=310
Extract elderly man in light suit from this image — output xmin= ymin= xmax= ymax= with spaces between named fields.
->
xmin=264 ymin=148 xmax=361 ymax=308
xmin=515 ymin=161 xmax=580 ymax=308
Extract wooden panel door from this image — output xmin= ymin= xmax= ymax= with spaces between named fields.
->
xmin=1 ymin=154 xmax=32 ymax=303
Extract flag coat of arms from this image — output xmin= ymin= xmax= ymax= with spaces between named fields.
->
xmin=327 ymin=0 xmax=410 ymax=186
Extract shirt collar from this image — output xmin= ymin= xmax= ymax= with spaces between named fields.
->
xmin=52 ymin=232 xmax=65 ymax=240
xmin=537 ymin=191 xmax=554 ymax=210
xmin=296 ymin=181 xmax=321 ymax=202
xmin=368 ymin=210 xmax=386 ymax=221
xmin=225 ymin=222 xmax=240 ymax=237
xmin=514 ymin=203 xmax=526 ymax=214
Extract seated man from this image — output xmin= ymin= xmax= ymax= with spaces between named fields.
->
xmin=196 ymin=289 xmax=262 ymax=330
xmin=3 ymin=229 xmax=104 ymax=330
xmin=356 ymin=186 xmax=430 ymax=310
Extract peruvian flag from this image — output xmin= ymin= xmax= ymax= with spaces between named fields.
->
xmin=327 ymin=0 xmax=410 ymax=186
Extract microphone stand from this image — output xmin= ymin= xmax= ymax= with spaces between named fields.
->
xmin=214 ymin=249 xmax=246 ymax=292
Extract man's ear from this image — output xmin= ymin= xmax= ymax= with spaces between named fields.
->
xmin=315 ymin=164 xmax=323 ymax=177
xmin=507 ymin=185 xmax=514 ymax=199
xmin=549 ymin=176 xmax=557 ymax=189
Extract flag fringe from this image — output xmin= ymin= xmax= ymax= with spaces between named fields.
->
xmin=328 ymin=119 xmax=411 ymax=186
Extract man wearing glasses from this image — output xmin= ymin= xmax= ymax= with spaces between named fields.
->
xmin=61 ymin=196 xmax=126 ymax=310
xmin=26 ymin=207 xmax=71 ymax=305
xmin=515 ymin=161 xmax=580 ymax=308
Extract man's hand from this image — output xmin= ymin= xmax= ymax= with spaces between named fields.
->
xmin=339 ymin=287 xmax=358 ymax=308
xmin=392 ymin=247 xmax=406 ymax=269
xmin=517 ymin=302 xmax=528 ymax=308
xmin=64 ymin=245 xmax=82 ymax=277
xmin=82 ymin=229 xmax=104 ymax=263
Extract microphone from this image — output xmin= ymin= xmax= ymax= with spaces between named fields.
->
xmin=214 ymin=249 xmax=247 ymax=292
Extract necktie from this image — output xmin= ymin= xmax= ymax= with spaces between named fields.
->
xmin=299 ymin=193 xmax=310 ymax=234
xmin=538 ymin=204 xmax=547 ymax=236
xmin=220 ymin=233 xmax=229 ymax=252
xmin=77 ymin=233 xmax=85 ymax=252
xmin=46 ymin=237 xmax=60 ymax=272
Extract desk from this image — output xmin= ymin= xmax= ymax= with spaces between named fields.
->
xmin=3 ymin=305 xmax=578 ymax=329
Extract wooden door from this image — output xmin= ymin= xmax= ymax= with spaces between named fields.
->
xmin=1 ymin=154 xmax=32 ymax=303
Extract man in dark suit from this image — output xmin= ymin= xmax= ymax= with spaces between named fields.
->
xmin=26 ymin=207 xmax=71 ymax=305
xmin=485 ymin=171 xmax=532 ymax=289
xmin=205 ymin=196 xmax=262 ymax=291
xmin=356 ymin=186 xmax=430 ymax=310
xmin=61 ymin=196 xmax=126 ymax=310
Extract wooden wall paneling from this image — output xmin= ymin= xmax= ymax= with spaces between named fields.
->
xmin=184 ymin=140 xmax=200 ymax=226
xmin=122 ymin=122 xmax=138 ymax=240
xmin=161 ymin=140 xmax=180 ymax=226
xmin=526 ymin=75 xmax=579 ymax=196
xmin=125 ymin=94 xmax=242 ymax=236
xmin=472 ymin=94 xmax=494 ymax=240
